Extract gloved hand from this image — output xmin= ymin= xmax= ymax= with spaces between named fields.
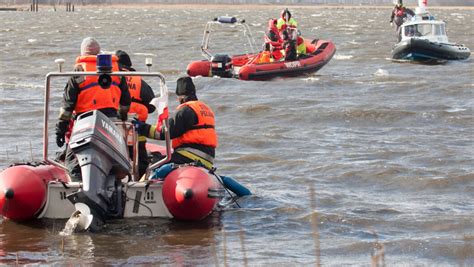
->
xmin=55 ymin=120 xmax=69 ymax=147
xmin=390 ymin=22 xmax=393 ymax=26
xmin=118 ymin=109 xmax=128 ymax=122
xmin=132 ymin=118 xmax=151 ymax=136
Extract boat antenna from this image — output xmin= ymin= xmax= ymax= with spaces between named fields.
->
xmin=146 ymin=58 xmax=152 ymax=72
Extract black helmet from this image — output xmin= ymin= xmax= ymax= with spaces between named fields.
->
xmin=115 ymin=50 xmax=133 ymax=70
xmin=176 ymin=76 xmax=196 ymax=96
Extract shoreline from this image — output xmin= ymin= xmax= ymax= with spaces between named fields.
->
xmin=2 ymin=4 xmax=473 ymax=10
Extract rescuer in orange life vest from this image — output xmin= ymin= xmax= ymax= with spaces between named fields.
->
xmin=133 ymin=76 xmax=217 ymax=170
xmin=115 ymin=50 xmax=156 ymax=178
xmin=55 ymin=37 xmax=131 ymax=181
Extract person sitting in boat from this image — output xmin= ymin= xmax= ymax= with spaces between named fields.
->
xmin=264 ymin=18 xmax=284 ymax=61
xmin=115 ymin=50 xmax=156 ymax=178
xmin=133 ymin=76 xmax=217 ymax=171
xmin=257 ymin=43 xmax=273 ymax=64
xmin=390 ymin=0 xmax=415 ymax=40
xmin=55 ymin=37 xmax=131 ymax=182
xmin=296 ymin=30 xmax=307 ymax=57
xmin=282 ymin=29 xmax=298 ymax=61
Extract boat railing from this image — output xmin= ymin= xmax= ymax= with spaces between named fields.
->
xmin=201 ymin=16 xmax=257 ymax=60
xmin=43 ymin=60 xmax=171 ymax=181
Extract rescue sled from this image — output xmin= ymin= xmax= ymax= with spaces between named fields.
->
xmin=186 ymin=16 xmax=336 ymax=81
xmin=0 ymin=56 xmax=250 ymax=231
xmin=391 ymin=0 xmax=470 ymax=62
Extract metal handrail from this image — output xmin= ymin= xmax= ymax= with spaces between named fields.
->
xmin=43 ymin=70 xmax=170 ymax=181
xmin=201 ymin=18 xmax=257 ymax=60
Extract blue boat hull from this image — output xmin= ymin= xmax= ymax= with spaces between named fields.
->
xmin=392 ymin=38 xmax=470 ymax=61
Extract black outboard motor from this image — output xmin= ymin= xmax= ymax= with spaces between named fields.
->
xmin=210 ymin=54 xmax=233 ymax=78
xmin=67 ymin=110 xmax=131 ymax=230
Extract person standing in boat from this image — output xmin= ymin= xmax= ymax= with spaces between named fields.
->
xmin=277 ymin=8 xmax=298 ymax=33
xmin=115 ymin=50 xmax=156 ymax=178
xmin=55 ymin=37 xmax=131 ymax=181
xmin=277 ymin=9 xmax=302 ymax=61
xmin=133 ymin=76 xmax=217 ymax=170
xmin=390 ymin=0 xmax=415 ymax=40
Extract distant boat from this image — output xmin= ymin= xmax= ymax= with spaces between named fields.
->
xmin=187 ymin=16 xmax=336 ymax=81
xmin=391 ymin=0 xmax=470 ymax=62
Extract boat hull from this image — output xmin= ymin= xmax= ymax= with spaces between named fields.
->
xmin=0 ymin=163 xmax=223 ymax=221
xmin=392 ymin=38 xmax=471 ymax=61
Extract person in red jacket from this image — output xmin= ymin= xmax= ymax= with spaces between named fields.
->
xmin=390 ymin=0 xmax=415 ymax=41
xmin=264 ymin=19 xmax=284 ymax=61
xmin=133 ymin=76 xmax=217 ymax=170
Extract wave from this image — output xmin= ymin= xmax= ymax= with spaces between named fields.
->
xmin=334 ymin=54 xmax=353 ymax=60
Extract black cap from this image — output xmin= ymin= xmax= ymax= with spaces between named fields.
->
xmin=115 ymin=50 xmax=132 ymax=69
xmin=176 ymin=76 xmax=196 ymax=96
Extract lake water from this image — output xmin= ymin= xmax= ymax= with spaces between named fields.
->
xmin=0 ymin=4 xmax=473 ymax=266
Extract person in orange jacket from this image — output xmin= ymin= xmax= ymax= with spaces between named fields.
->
xmin=115 ymin=50 xmax=155 ymax=178
xmin=133 ymin=76 xmax=217 ymax=170
xmin=55 ymin=37 xmax=131 ymax=181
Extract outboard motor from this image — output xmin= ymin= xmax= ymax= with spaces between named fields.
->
xmin=210 ymin=54 xmax=233 ymax=78
xmin=67 ymin=110 xmax=131 ymax=230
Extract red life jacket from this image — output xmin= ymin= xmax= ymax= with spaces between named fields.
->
xmin=396 ymin=7 xmax=405 ymax=17
xmin=172 ymin=100 xmax=218 ymax=149
xmin=125 ymin=75 xmax=148 ymax=122
xmin=74 ymin=55 xmax=122 ymax=114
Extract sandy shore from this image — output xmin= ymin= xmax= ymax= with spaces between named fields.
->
xmin=2 ymin=3 xmax=473 ymax=10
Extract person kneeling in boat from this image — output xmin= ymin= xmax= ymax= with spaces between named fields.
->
xmin=116 ymin=50 xmax=156 ymax=178
xmin=133 ymin=76 xmax=217 ymax=172
xmin=55 ymin=37 xmax=131 ymax=182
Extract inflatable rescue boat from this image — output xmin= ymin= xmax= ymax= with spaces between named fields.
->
xmin=0 ymin=56 xmax=250 ymax=231
xmin=186 ymin=16 xmax=336 ymax=80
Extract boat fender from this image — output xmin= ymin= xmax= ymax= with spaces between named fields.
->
xmin=149 ymin=163 xmax=175 ymax=180
xmin=217 ymin=16 xmax=237 ymax=24
xmin=220 ymin=175 xmax=251 ymax=197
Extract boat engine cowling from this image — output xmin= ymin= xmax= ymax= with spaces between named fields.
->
xmin=68 ymin=110 xmax=131 ymax=228
xmin=211 ymin=54 xmax=233 ymax=78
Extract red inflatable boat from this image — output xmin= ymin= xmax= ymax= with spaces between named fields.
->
xmin=186 ymin=16 xmax=336 ymax=81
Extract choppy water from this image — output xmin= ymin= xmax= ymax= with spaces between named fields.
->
xmin=0 ymin=5 xmax=473 ymax=266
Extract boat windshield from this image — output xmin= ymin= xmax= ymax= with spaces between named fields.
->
xmin=405 ymin=23 xmax=445 ymax=37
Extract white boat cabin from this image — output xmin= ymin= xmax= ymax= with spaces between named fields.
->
xmin=400 ymin=13 xmax=449 ymax=43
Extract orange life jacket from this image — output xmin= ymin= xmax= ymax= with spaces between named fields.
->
xmin=74 ymin=55 xmax=122 ymax=114
xmin=125 ymin=75 xmax=148 ymax=121
xmin=258 ymin=51 xmax=272 ymax=64
xmin=172 ymin=100 xmax=218 ymax=149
